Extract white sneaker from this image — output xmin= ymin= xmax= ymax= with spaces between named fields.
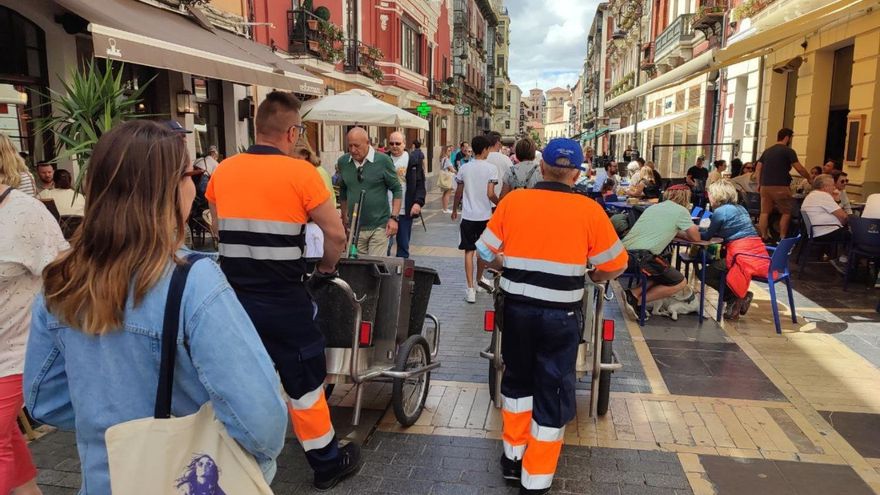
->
xmin=443 ymin=208 xmax=452 ymax=214
xmin=465 ymin=288 xmax=476 ymax=303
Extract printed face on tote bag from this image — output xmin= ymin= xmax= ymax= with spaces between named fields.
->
xmin=175 ymin=454 xmax=226 ymax=495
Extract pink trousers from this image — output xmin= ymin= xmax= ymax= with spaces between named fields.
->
xmin=0 ymin=374 xmax=38 ymax=493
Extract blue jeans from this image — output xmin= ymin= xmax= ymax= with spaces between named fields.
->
xmin=395 ymin=214 xmax=414 ymax=258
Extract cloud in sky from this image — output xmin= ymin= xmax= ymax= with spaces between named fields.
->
xmin=505 ymin=0 xmax=601 ymax=92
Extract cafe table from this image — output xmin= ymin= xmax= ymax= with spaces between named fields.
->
xmin=670 ymin=236 xmax=724 ymax=324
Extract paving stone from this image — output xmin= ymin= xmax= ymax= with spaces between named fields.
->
xmin=377 ymin=477 xmax=434 ymax=494
xmin=429 ymin=482 xmax=483 ymax=495
xmin=411 ymin=466 xmax=466 ymax=482
xmin=644 ymin=473 xmax=691 ymax=490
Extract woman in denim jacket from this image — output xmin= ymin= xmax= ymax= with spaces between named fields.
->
xmin=24 ymin=121 xmax=287 ymax=494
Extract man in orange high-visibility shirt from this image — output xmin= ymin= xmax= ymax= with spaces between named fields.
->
xmin=476 ymin=138 xmax=628 ymax=494
xmin=207 ymin=91 xmax=357 ymax=490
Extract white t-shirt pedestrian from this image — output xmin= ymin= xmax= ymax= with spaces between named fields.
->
xmin=455 ymin=159 xmax=498 ymax=221
xmin=864 ymin=193 xmax=880 ymax=219
xmin=486 ymin=151 xmax=513 ymax=198
xmin=390 ymin=151 xmax=409 ymax=215
xmin=801 ymin=190 xmax=844 ymax=237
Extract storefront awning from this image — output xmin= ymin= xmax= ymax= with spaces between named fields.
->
xmin=580 ymin=127 xmax=611 ymax=141
xmin=55 ymin=0 xmax=325 ymax=95
xmin=610 ymin=109 xmax=696 ymax=136
xmin=604 ymin=51 xmax=714 ymax=111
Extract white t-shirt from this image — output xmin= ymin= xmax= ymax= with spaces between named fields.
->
xmin=194 ymin=155 xmax=219 ymax=175
xmin=455 ymin=159 xmax=498 ymax=221
xmin=486 ymin=151 xmax=513 ymax=198
xmin=38 ymin=188 xmax=86 ymax=216
xmin=863 ymin=193 xmax=880 ymax=219
xmin=801 ymin=190 xmax=844 ymax=237
xmin=0 ymin=189 xmax=69 ymax=377
xmin=390 ymin=151 xmax=409 ymax=215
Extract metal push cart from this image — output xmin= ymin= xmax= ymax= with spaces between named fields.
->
xmin=309 ymin=257 xmax=442 ymax=426
xmin=480 ymin=276 xmax=622 ymax=417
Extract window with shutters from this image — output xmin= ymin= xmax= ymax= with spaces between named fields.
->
xmin=401 ymin=21 xmax=421 ymax=73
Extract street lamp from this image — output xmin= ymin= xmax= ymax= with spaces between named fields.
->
xmin=611 ymin=0 xmax=643 ymax=159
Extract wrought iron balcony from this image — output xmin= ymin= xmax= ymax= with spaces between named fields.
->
xmin=343 ymin=39 xmax=384 ymax=83
xmin=654 ymin=14 xmax=696 ymax=68
xmin=287 ymin=9 xmax=344 ymax=65
xmin=692 ymin=1 xmax=727 ymax=37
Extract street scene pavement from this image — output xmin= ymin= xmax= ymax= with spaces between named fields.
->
xmin=27 ymin=191 xmax=880 ymax=494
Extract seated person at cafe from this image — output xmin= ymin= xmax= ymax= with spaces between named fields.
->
xmin=864 ymin=193 xmax=880 ymax=219
xmin=830 ymin=170 xmax=853 ymax=215
xmin=731 ymin=162 xmax=757 ymax=194
xmin=621 ymin=185 xmax=700 ymax=320
xmin=700 ymin=179 xmax=768 ymax=319
xmin=625 ymin=166 xmax=661 ymax=200
xmin=37 ymin=169 xmax=84 ymax=216
xmin=801 ymin=174 xmax=850 ymax=251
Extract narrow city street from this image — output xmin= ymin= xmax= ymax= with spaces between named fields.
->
xmin=27 ymin=191 xmax=880 ymax=495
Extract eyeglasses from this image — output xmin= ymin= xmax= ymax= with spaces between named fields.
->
xmin=839 ymin=179 xmax=849 ymax=184
xmin=389 ymin=142 xmax=403 ymax=146
xmin=357 ymin=166 xmax=365 ymax=183
xmin=743 ymin=167 xmax=754 ymax=171
xmin=288 ymin=123 xmax=306 ymax=136
xmin=182 ymin=168 xmax=204 ymax=178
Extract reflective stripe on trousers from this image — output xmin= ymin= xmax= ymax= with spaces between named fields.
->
xmin=501 ymin=394 xmax=532 ymax=460
xmin=288 ymin=385 xmax=335 ymax=452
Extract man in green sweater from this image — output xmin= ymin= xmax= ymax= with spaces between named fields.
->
xmin=338 ymin=127 xmax=402 ymax=256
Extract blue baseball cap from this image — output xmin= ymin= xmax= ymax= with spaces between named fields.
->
xmin=542 ymin=138 xmax=585 ymax=171
xmin=163 ymin=120 xmax=192 ymax=134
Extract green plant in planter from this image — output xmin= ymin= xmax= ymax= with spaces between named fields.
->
xmin=317 ymin=21 xmax=345 ymax=63
xmin=369 ymin=67 xmax=384 ymax=83
xmin=302 ymin=0 xmax=314 ymax=11
xmin=367 ymin=46 xmax=383 ymax=61
xmin=36 ymin=58 xmax=152 ymax=194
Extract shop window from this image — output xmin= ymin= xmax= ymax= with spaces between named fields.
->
xmin=192 ymin=77 xmax=224 ymax=158
xmin=402 ymin=21 xmax=422 ymax=73
xmin=675 ymin=90 xmax=685 ymax=112
xmin=688 ymin=86 xmax=701 ymax=109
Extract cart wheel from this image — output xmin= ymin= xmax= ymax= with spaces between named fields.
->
xmin=487 ymin=329 xmax=497 ymax=404
xmin=596 ymin=340 xmax=613 ymax=416
xmin=392 ymin=335 xmax=431 ymax=426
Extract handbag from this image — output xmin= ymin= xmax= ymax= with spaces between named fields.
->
xmin=438 ymin=169 xmax=454 ymax=190
xmin=105 ymin=258 xmax=274 ymax=495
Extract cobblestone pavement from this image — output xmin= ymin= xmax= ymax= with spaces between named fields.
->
xmin=25 ymin=191 xmax=880 ymax=494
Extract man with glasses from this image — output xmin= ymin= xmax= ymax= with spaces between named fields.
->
xmin=831 ymin=170 xmax=853 ymax=215
xmin=206 ymin=91 xmax=358 ymax=490
xmin=337 ymin=127 xmax=402 ymax=256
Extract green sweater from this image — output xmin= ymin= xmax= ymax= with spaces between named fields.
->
xmin=337 ymin=150 xmax=402 ymax=230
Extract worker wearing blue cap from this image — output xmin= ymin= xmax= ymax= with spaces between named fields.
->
xmin=476 ymin=138 xmax=628 ymax=494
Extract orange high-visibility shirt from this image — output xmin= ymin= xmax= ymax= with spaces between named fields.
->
xmin=478 ymin=182 xmax=627 ymax=306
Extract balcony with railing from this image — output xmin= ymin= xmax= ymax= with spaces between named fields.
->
xmin=640 ymin=42 xmax=655 ymax=74
xmin=653 ymin=14 xmax=696 ymax=70
xmin=343 ymin=39 xmax=384 ymax=83
xmin=429 ymin=78 xmax=457 ymax=104
xmin=287 ymin=9 xmax=344 ymax=65
xmin=692 ymin=0 xmax=727 ymax=37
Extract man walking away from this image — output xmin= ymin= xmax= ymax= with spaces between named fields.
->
xmin=452 ymin=134 xmax=499 ymax=303
xmin=337 ymin=127 xmax=402 ymax=256
xmin=206 ymin=91 xmax=357 ymax=490
xmin=486 ymin=131 xmax=514 ymax=200
xmin=396 ymin=138 xmax=426 ymax=258
xmin=500 ymin=137 xmax=542 ymax=199
xmin=686 ymin=156 xmax=708 ymax=208
xmin=754 ymin=128 xmax=811 ymax=241
xmin=476 ymin=138 xmax=628 ymax=494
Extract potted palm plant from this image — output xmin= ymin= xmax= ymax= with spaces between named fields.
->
xmin=36 ymin=58 xmax=151 ymax=193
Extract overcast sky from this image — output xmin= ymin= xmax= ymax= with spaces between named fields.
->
xmin=506 ymin=0 xmax=602 ymax=92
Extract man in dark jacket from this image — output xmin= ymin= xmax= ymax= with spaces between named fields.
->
xmin=395 ymin=139 xmax=427 ymax=258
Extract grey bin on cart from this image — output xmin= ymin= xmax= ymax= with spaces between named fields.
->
xmin=313 ymin=259 xmax=387 ymax=348
xmin=408 ymin=267 xmax=440 ymax=337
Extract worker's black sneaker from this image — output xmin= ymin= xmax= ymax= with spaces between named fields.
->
xmin=739 ymin=291 xmax=754 ymax=316
xmin=519 ymin=485 xmax=551 ymax=495
xmin=500 ymin=454 xmax=521 ymax=482
xmin=313 ymin=442 xmax=361 ymax=491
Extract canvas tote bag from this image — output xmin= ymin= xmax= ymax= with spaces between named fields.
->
xmin=105 ymin=260 xmax=274 ymax=494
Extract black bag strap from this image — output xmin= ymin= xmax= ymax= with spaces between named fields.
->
xmin=0 ymin=186 xmax=13 ymax=204
xmin=154 ymin=257 xmax=199 ymax=419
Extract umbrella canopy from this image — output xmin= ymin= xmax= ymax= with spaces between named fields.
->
xmin=300 ymin=89 xmax=429 ymax=131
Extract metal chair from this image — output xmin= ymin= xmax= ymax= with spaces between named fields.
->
xmin=717 ymin=235 xmax=800 ymax=334
xmin=796 ymin=214 xmax=847 ymax=275
xmin=843 ymin=217 xmax=880 ymax=290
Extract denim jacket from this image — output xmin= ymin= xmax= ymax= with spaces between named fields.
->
xmin=24 ymin=255 xmax=287 ymax=495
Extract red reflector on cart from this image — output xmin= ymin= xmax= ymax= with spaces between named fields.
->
xmin=404 ymin=267 xmax=414 ymax=278
xmin=484 ymin=311 xmax=495 ymax=332
xmin=602 ymin=319 xmax=615 ymax=341
xmin=359 ymin=322 xmax=373 ymax=346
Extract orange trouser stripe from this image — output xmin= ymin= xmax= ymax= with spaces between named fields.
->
xmin=501 ymin=409 xmax=532 ymax=451
xmin=288 ymin=391 xmax=333 ymax=442
xmin=522 ymin=437 xmax=564 ymax=476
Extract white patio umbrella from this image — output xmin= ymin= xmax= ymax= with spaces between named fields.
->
xmin=300 ymin=89 xmax=429 ymax=131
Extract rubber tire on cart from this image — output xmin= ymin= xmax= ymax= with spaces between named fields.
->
xmin=487 ymin=330 xmax=498 ymax=404
xmin=596 ymin=340 xmax=613 ymax=416
xmin=392 ymin=335 xmax=431 ymax=426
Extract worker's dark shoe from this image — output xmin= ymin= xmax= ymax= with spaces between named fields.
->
xmin=739 ymin=291 xmax=754 ymax=316
xmin=313 ymin=442 xmax=361 ymax=491
xmin=500 ymin=454 xmax=522 ymax=482
xmin=519 ymin=485 xmax=551 ymax=495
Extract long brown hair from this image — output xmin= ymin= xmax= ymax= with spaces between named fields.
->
xmin=43 ymin=120 xmax=188 ymax=334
